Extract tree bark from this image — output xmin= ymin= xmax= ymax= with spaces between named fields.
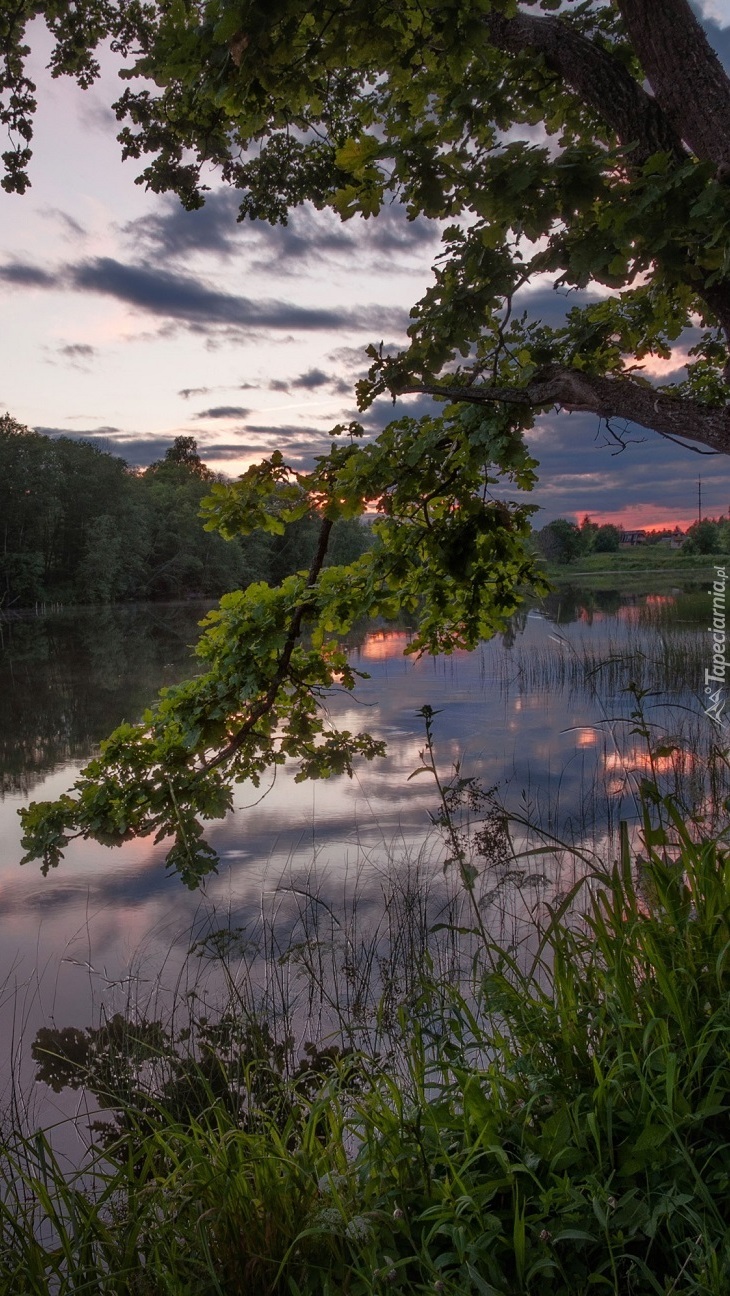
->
xmin=616 ymin=0 xmax=730 ymax=167
xmin=484 ymin=4 xmax=730 ymax=344
xmin=483 ymin=10 xmax=684 ymax=166
xmin=404 ymin=371 xmax=730 ymax=455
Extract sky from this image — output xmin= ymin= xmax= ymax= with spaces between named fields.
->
xmin=2 ymin=4 xmax=730 ymax=530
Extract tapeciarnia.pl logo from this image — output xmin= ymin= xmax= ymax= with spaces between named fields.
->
xmin=705 ymin=565 xmax=728 ymax=730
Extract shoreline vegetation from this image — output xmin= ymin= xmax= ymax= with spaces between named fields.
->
xmin=1 ymin=551 xmax=723 ymax=618
xmin=3 ymin=765 xmax=730 ymax=1294
xmin=542 ymin=550 xmax=730 ymax=591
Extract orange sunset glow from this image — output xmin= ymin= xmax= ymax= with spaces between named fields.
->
xmin=572 ymin=509 xmax=708 ymax=531
xmin=603 ymin=747 xmax=693 ymax=775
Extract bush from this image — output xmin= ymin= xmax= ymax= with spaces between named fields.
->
xmin=684 ymin=521 xmax=721 ymax=555
xmin=535 ymin=519 xmax=586 ymax=564
xmin=593 ymin=523 xmax=621 ymax=552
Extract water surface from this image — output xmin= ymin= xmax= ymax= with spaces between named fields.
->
xmin=0 ymin=586 xmax=722 ymax=1111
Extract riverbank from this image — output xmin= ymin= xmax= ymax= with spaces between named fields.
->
xmin=541 ymin=548 xmax=730 ymax=590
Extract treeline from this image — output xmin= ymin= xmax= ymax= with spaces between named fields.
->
xmin=535 ymin=516 xmax=623 ymax=564
xmin=536 ymin=514 xmax=730 ymax=564
xmin=0 ymin=416 xmax=372 ymax=608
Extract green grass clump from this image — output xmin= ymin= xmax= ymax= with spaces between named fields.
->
xmin=547 ymin=549 xmax=730 ymax=577
xmin=349 ymin=814 xmax=730 ymax=1295
xmin=5 ymin=793 xmax=730 ymax=1294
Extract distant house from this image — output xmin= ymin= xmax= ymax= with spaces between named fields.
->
xmin=619 ymin=529 xmax=647 ymax=546
xmin=656 ymin=528 xmax=685 ymax=549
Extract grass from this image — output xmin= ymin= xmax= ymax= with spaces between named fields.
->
xmin=543 ymin=549 xmax=730 ymax=587
xmin=3 ymin=718 xmax=730 ymax=1295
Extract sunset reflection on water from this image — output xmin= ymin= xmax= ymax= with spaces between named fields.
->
xmin=357 ymin=630 xmax=413 ymax=661
xmin=0 ymin=585 xmax=721 ymax=1109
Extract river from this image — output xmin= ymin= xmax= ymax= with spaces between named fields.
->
xmin=0 ymin=583 xmax=723 ymax=1122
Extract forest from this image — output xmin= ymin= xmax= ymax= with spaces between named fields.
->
xmin=0 ymin=415 xmax=372 ymax=608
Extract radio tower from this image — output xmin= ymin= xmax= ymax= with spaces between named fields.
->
xmin=698 ymin=475 xmax=702 ymax=524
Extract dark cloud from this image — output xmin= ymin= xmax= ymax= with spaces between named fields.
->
xmin=519 ymin=409 xmax=730 ymax=525
xmin=35 ymin=425 xmax=121 ymax=437
xmin=125 ymin=191 xmax=351 ymax=266
xmin=194 ymin=405 xmax=251 ymax=419
xmin=30 ymin=425 xmax=336 ymax=472
xmin=0 ymin=244 xmax=409 ymax=339
xmin=46 ymin=208 xmax=87 ymax=239
xmin=249 ymin=204 xmax=439 ymax=278
xmin=58 ymin=343 xmax=96 ymax=362
xmin=77 ymin=86 xmax=119 ymax=136
xmin=356 ymin=389 xmax=730 ymax=526
xmin=34 ymin=428 xmax=168 ymax=466
xmin=512 ymin=283 xmax=599 ymax=331
xmin=123 ymin=193 xmax=440 ymax=278
xmin=204 ymin=444 xmax=260 ymax=458
xmin=358 ymin=392 xmax=444 ymax=434
xmin=62 ymin=256 xmax=406 ymax=336
xmin=201 ymin=429 xmax=340 ymax=470
xmin=35 ymin=401 xmax=728 ymax=521
xmin=123 ymin=189 xmax=245 ymax=260
xmin=98 ymin=436 xmax=177 ymax=465
xmin=327 ymin=345 xmax=372 ymax=375
xmin=271 ymin=366 xmax=354 ymax=398
xmin=70 ymin=257 xmax=347 ymax=330
xmin=179 ymin=386 xmax=212 ymax=400
xmin=245 ymin=424 xmax=325 ymax=439
xmin=515 ymin=286 xmax=700 ymax=359
xmin=0 ymin=261 xmax=56 ymax=287
xmin=291 ymin=367 xmax=329 ymax=389
xmin=361 ymin=205 xmax=441 ymax=257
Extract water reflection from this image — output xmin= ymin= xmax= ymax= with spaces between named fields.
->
xmin=0 ymin=584 xmax=723 ymax=1111
xmin=0 ymin=603 xmax=212 ymax=796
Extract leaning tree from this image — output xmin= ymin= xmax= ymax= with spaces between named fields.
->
xmin=8 ymin=0 xmax=730 ymax=882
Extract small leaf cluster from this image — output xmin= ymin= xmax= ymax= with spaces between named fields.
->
xmin=0 ymin=2 xmax=154 ymax=193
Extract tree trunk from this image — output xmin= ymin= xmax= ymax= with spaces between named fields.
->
xmin=616 ymin=0 xmax=730 ymax=167
xmin=484 ymin=10 xmax=683 ymax=165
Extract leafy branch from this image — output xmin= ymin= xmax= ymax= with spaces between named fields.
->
xmin=19 ymin=406 xmax=547 ymax=887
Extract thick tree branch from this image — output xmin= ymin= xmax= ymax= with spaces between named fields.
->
xmin=697 ymin=283 xmax=730 ymax=348
xmin=403 ymin=372 xmax=730 ymax=455
xmin=484 ymin=10 xmax=684 ymax=167
xmin=484 ymin=7 xmax=730 ymax=343
xmin=616 ymin=0 xmax=730 ymax=168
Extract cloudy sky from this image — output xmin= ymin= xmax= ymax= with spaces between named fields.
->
xmin=1 ymin=3 xmax=730 ymax=529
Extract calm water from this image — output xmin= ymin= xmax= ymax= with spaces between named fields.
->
xmin=0 ymin=585 xmax=723 ymax=1113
